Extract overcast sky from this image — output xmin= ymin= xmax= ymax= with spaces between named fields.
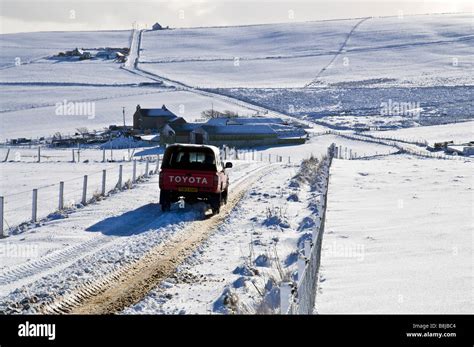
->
xmin=1 ymin=0 xmax=472 ymax=34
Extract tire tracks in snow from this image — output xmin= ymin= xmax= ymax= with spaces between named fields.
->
xmin=40 ymin=163 xmax=277 ymax=314
xmin=305 ymin=17 xmax=371 ymax=87
xmin=0 ymin=201 xmax=169 ymax=295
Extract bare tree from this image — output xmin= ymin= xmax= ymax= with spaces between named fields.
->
xmin=76 ymin=127 xmax=89 ymax=137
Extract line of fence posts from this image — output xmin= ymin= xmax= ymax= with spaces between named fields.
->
xmin=219 ymin=146 xmax=295 ymax=164
xmin=0 ymin=196 xmax=4 ymax=238
xmin=1 ymin=154 xmax=164 ymax=237
xmin=0 ymin=148 xmax=303 ymax=237
xmin=280 ymin=144 xmax=335 ymax=314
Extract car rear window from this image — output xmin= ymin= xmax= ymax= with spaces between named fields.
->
xmin=163 ymin=147 xmax=217 ymax=171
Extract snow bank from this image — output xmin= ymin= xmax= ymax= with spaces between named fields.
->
xmin=316 ymin=154 xmax=473 ymax=313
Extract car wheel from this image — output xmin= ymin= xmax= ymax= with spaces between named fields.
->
xmin=160 ymin=190 xmax=171 ymax=212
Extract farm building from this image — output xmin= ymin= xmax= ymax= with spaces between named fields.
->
xmin=205 ymin=117 xmax=285 ymax=126
xmin=132 ymin=105 xmax=307 ymax=147
xmin=194 ymin=124 xmax=278 ymax=147
xmin=152 ymin=22 xmax=164 ymax=30
xmin=161 ymin=121 xmax=202 ymax=144
xmin=159 ymin=117 xmax=306 ymax=147
xmin=133 ymin=104 xmax=179 ymax=132
xmin=446 ymin=144 xmax=474 ymax=156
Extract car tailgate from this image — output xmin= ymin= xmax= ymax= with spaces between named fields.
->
xmin=160 ymin=169 xmax=216 ymax=191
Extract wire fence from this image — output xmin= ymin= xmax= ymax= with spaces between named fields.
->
xmin=280 ymin=144 xmax=335 ymax=314
xmin=1 ymin=146 xmax=293 ymax=237
xmin=0 ymin=146 xmax=144 ymax=164
xmin=327 ymin=130 xmax=473 ymax=161
xmin=0 ymin=157 xmax=157 ymax=237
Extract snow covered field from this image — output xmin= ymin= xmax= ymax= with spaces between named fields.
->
xmin=2 ymin=13 xmax=471 ymax=142
xmin=316 ymin=155 xmax=473 ymax=313
xmin=367 ymin=120 xmax=474 ymax=144
xmin=253 ymin=133 xmax=397 ymax=163
xmin=0 ymin=157 xmax=151 ymax=229
xmin=211 ymin=86 xmax=473 ymax=129
xmin=0 ymin=89 xmax=256 ymax=141
xmin=0 ymin=30 xmax=132 ymax=68
xmin=0 ymin=11 xmax=472 ymax=316
xmin=138 ymin=13 xmax=473 ymax=89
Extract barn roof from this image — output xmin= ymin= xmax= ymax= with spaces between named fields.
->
xmin=200 ymin=124 xmax=276 ymax=136
xmin=168 ymin=123 xmax=201 ymax=134
xmin=205 ymin=117 xmax=284 ymax=126
xmin=136 ymin=104 xmax=177 ymax=118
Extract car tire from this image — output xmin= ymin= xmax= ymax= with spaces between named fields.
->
xmin=222 ymin=189 xmax=228 ymax=205
xmin=160 ymin=190 xmax=171 ymax=212
xmin=211 ymin=193 xmax=221 ymax=214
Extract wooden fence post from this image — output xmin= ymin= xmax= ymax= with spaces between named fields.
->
xmin=304 ymin=239 xmax=311 ymax=258
xmin=37 ymin=146 xmax=41 ymax=163
xmin=0 ymin=196 xmax=4 ymax=237
xmin=133 ymin=160 xmax=137 ymax=183
xmin=3 ymin=148 xmax=10 ymax=162
xmin=297 ymin=255 xmax=306 ymax=282
xmin=102 ymin=147 xmax=106 ymax=162
xmin=72 ymin=148 xmax=75 ymax=163
xmin=118 ymin=165 xmax=123 ymax=189
xmin=59 ymin=181 xmax=64 ymax=210
xmin=82 ymin=175 xmax=88 ymax=205
xmin=32 ymin=189 xmax=38 ymax=222
xmin=155 ymin=155 xmax=160 ymax=174
xmin=102 ymin=170 xmax=106 ymax=196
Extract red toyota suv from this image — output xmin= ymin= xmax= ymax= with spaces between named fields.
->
xmin=159 ymin=144 xmax=232 ymax=214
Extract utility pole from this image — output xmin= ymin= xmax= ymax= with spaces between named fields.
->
xmin=122 ymin=106 xmax=126 ymax=127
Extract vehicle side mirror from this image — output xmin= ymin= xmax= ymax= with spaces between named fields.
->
xmin=225 ymin=162 xmax=233 ymax=169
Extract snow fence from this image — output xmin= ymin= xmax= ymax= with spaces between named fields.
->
xmin=281 ymin=144 xmax=335 ymax=314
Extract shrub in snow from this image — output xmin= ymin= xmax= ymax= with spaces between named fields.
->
xmin=287 ymin=193 xmax=299 ymax=202
xmin=263 ymin=206 xmax=290 ymax=229
xmin=213 ymin=287 xmax=239 ymax=314
xmin=298 ymin=216 xmax=316 ymax=231
xmin=232 ymin=264 xmax=257 ymax=277
xmin=289 ymin=180 xmax=300 ymax=189
xmin=284 ymin=251 xmax=299 ymax=266
xmin=232 ymin=276 xmax=247 ymax=289
xmin=254 ymin=254 xmax=270 ymax=267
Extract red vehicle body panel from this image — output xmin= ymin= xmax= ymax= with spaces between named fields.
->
xmin=159 ymin=144 xmax=230 ymax=198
